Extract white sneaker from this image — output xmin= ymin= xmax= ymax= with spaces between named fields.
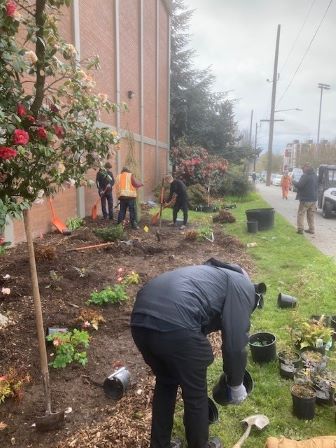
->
xmin=180 ymin=225 xmax=186 ymax=230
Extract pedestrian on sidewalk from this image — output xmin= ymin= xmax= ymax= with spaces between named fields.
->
xmin=280 ymin=171 xmax=291 ymax=200
xmin=292 ymin=163 xmax=318 ymax=234
xmin=131 ymin=258 xmax=266 ymax=448
xmin=96 ymin=161 xmax=115 ymax=220
xmin=115 ymin=167 xmax=143 ymax=229
xmin=165 ymin=175 xmax=188 ymax=229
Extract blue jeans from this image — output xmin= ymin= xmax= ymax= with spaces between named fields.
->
xmin=117 ymin=198 xmax=137 ymax=228
xmin=101 ymin=192 xmax=113 ymax=219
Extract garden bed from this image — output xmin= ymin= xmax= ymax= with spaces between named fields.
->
xmin=0 ymin=211 xmax=252 ymax=448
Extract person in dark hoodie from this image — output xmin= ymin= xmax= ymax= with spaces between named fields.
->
xmin=96 ymin=162 xmax=115 ymax=220
xmin=292 ymin=163 xmax=318 ymax=234
xmin=130 ymin=259 xmax=266 ymax=448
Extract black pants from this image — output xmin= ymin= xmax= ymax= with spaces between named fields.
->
xmin=173 ymin=200 xmax=188 ymax=225
xmin=101 ymin=192 xmax=113 ymax=219
xmin=117 ymin=198 xmax=137 ymax=228
xmin=131 ymin=327 xmax=214 ymax=448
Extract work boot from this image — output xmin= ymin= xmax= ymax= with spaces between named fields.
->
xmin=206 ymin=437 xmax=223 ymax=448
xmin=304 ymin=229 xmax=315 ymax=234
xmin=170 ymin=438 xmax=183 ymax=448
xmin=297 ymin=229 xmax=303 ymax=234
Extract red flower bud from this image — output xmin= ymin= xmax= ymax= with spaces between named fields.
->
xmin=54 ymin=125 xmax=65 ymax=138
xmin=37 ymin=127 xmax=48 ymax=140
xmin=6 ymin=0 xmax=16 ymax=17
xmin=26 ymin=115 xmax=36 ymax=124
xmin=17 ymin=104 xmax=27 ymax=117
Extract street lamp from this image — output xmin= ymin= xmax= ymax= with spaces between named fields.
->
xmin=317 ymin=83 xmax=330 ymax=145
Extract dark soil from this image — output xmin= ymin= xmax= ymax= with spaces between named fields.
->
xmin=0 ymin=212 xmax=253 ymax=447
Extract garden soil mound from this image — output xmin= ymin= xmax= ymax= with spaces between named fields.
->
xmin=0 ymin=212 xmax=253 ymax=448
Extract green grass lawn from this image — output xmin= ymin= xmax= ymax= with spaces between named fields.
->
xmin=157 ymin=195 xmax=336 ymax=447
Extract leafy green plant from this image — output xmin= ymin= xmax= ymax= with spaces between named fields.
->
xmin=94 ymin=224 xmax=125 ymax=242
xmin=197 ymin=224 xmax=214 ymax=241
xmin=122 ymin=271 xmax=140 ymax=286
xmin=292 ymin=318 xmax=333 ymax=351
xmin=0 ymin=368 xmax=30 ymax=404
xmin=0 ymin=241 xmax=11 ymax=256
xmin=46 ymin=329 xmax=90 ymax=368
xmin=87 ymin=285 xmax=128 ymax=306
xmin=66 ymin=217 xmax=84 ymax=231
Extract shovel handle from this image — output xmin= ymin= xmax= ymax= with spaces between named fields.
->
xmin=232 ymin=424 xmax=252 ymax=448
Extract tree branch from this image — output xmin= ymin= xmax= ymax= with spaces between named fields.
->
xmin=31 ymin=0 xmax=47 ymax=116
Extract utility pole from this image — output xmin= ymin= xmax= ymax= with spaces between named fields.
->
xmin=317 ymin=83 xmax=330 ymax=146
xmin=249 ymin=109 xmax=254 ymax=146
xmin=253 ymin=122 xmax=259 ymax=172
xmin=266 ymin=24 xmax=281 ymax=186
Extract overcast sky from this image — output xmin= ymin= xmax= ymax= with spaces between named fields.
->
xmin=184 ymin=0 xmax=336 ymax=154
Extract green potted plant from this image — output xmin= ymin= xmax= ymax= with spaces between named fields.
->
xmin=292 ymin=318 xmax=333 ymax=354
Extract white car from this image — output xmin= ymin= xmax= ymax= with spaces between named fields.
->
xmin=272 ymin=174 xmax=282 ymax=186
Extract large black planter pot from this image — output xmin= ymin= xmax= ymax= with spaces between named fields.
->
xmin=247 ymin=220 xmax=258 ymax=233
xmin=249 ymin=332 xmax=276 ymax=363
xmin=278 ymin=293 xmax=297 ymax=308
xmin=291 ymin=384 xmax=316 ymax=420
xmin=245 ymin=208 xmax=275 ymax=231
xmin=278 ymin=351 xmax=301 ymax=379
xmin=212 ymin=370 xmax=253 ymax=406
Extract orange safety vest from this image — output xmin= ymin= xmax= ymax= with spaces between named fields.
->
xmin=115 ymin=172 xmax=137 ymax=199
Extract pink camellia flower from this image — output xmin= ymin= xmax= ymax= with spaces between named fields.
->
xmin=13 ymin=129 xmax=29 ymax=145
xmin=37 ymin=127 xmax=48 ymax=140
xmin=0 ymin=146 xmax=17 ymax=160
xmin=17 ymin=104 xmax=27 ymax=117
xmin=54 ymin=125 xmax=65 ymax=138
xmin=117 ymin=267 xmax=124 ymax=273
xmin=82 ymin=321 xmax=91 ymax=329
xmin=6 ymin=0 xmax=16 ymax=17
xmin=117 ymin=276 xmax=123 ymax=283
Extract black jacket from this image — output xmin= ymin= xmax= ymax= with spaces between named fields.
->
xmin=96 ymin=169 xmax=114 ymax=193
xmin=131 ymin=265 xmax=256 ymax=385
xmin=168 ymin=179 xmax=188 ymax=203
xmin=293 ymin=168 xmax=318 ymax=202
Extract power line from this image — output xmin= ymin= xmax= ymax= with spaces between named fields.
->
xmin=277 ymin=0 xmax=334 ymax=105
xmin=279 ymin=0 xmax=317 ymax=75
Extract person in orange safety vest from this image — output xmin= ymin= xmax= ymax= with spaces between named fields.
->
xmin=115 ymin=167 xmax=143 ymax=229
xmin=280 ymin=171 xmax=291 ymax=200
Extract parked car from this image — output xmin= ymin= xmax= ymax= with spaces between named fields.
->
xmin=317 ymin=165 xmax=336 ymax=218
xmin=290 ymin=168 xmax=303 ymax=192
xmin=271 ymin=174 xmax=282 ymax=186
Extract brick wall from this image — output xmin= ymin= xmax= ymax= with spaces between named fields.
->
xmin=7 ymin=0 xmax=170 ymax=244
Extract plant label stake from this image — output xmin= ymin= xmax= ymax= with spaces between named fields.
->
xmin=23 ymin=209 xmax=65 ymax=431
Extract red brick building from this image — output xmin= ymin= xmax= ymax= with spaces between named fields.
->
xmin=5 ymin=0 xmax=171 ymax=244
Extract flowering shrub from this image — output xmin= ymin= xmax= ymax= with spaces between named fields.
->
xmin=46 ymin=329 xmax=90 ymax=368
xmin=0 ymin=368 xmax=31 ymax=403
xmin=0 ymin=0 xmax=123 ymax=224
xmin=170 ymin=142 xmax=228 ymax=187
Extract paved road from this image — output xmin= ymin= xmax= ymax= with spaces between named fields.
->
xmin=257 ymin=183 xmax=336 ymax=259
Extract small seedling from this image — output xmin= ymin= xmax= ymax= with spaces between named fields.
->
xmin=73 ymin=267 xmax=88 ymax=278
xmin=87 ymin=285 xmax=128 ymax=306
xmin=122 ymin=271 xmax=140 ymax=286
xmin=66 ymin=217 xmax=84 ymax=231
xmin=46 ymin=270 xmax=63 ymax=290
xmin=0 ymin=368 xmax=30 ymax=403
xmin=46 ymin=329 xmax=90 ymax=368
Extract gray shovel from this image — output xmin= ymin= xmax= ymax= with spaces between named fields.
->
xmin=232 ymin=414 xmax=269 ymax=448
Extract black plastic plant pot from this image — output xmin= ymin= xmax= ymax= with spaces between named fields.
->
xmin=103 ymin=367 xmax=131 ymax=400
xmin=245 ymin=208 xmax=275 ymax=231
xmin=247 ymin=221 xmax=258 ymax=233
xmin=278 ymin=351 xmax=301 ymax=380
xmin=208 ymin=397 xmax=219 ymax=424
xmin=212 ymin=370 xmax=253 ymax=406
xmin=249 ymin=332 xmax=276 ymax=363
xmin=278 ymin=293 xmax=297 ymax=309
xmin=291 ymin=384 xmax=316 ymax=420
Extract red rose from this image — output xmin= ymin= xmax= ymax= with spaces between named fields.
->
xmin=54 ymin=125 xmax=65 ymax=138
xmin=17 ymin=104 xmax=27 ymax=117
xmin=0 ymin=146 xmax=17 ymax=160
xmin=6 ymin=0 xmax=16 ymax=17
xmin=13 ymin=129 xmax=29 ymax=145
xmin=37 ymin=127 xmax=48 ymax=140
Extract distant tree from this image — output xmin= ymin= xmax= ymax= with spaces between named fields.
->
xmin=170 ymin=0 xmax=239 ymax=162
xmin=257 ymin=153 xmax=283 ymax=173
